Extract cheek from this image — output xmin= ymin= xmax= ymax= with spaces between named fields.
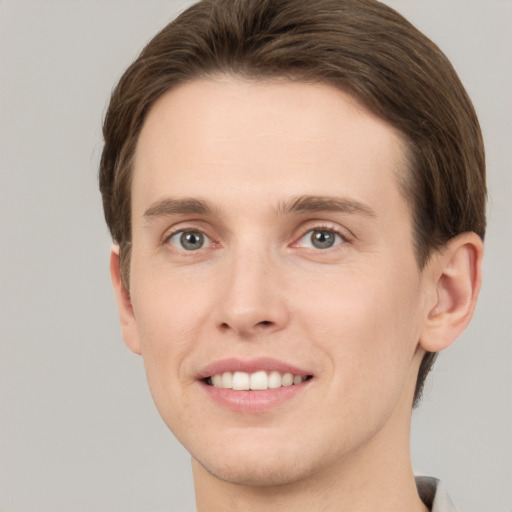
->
xmin=131 ymin=256 xmax=212 ymax=335
xmin=296 ymin=263 xmax=423 ymax=389
xmin=129 ymin=277 xmax=205 ymax=433
xmin=129 ymin=269 xmax=210 ymax=385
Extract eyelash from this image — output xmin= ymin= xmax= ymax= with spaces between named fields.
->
xmin=164 ymin=229 xmax=215 ymax=251
xmin=163 ymin=224 xmax=351 ymax=253
xmin=293 ymin=225 xmax=348 ymax=250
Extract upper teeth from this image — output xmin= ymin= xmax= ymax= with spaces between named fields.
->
xmin=209 ymin=371 xmax=305 ymax=390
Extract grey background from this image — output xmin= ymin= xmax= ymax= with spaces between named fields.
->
xmin=0 ymin=1 xmax=510 ymax=511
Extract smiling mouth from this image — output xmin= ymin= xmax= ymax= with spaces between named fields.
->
xmin=204 ymin=370 xmax=313 ymax=391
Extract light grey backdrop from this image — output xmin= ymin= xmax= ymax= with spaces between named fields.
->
xmin=0 ymin=1 xmax=510 ymax=511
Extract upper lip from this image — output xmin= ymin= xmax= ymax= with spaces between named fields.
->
xmin=197 ymin=357 xmax=313 ymax=380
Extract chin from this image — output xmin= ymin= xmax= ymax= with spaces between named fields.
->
xmin=198 ymin=453 xmax=315 ymax=487
xmin=188 ymin=432 xmax=330 ymax=488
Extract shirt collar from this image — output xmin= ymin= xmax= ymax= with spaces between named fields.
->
xmin=416 ymin=476 xmax=457 ymax=512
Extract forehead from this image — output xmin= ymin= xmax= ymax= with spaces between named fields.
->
xmin=132 ymin=76 xmax=409 ymax=222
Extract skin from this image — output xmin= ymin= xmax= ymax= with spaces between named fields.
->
xmin=111 ymin=76 xmax=483 ymax=512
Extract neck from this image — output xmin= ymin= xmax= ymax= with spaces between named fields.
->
xmin=193 ymin=449 xmax=427 ymax=512
xmin=193 ymin=400 xmax=428 ymax=512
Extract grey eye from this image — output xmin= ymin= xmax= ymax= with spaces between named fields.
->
xmin=299 ymin=229 xmax=343 ymax=249
xmin=169 ymin=230 xmax=211 ymax=251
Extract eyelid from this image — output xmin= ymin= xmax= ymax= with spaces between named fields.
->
xmin=160 ymin=220 xmax=352 ymax=251
xmin=291 ymin=221 xmax=353 ymax=247
xmin=169 ymin=230 xmax=212 ymax=249
xmin=162 ymin=225 xmax=218 ymax=251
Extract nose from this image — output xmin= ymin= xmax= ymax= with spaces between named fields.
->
xmin=214 ymin=245 xmax=290 ymax=339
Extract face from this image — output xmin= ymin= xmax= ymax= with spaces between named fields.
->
xmin=123 ymin=76 xmax=434 ymax=487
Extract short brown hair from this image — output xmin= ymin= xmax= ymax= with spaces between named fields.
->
xmin=99 ymin=0 xmax=486 ymax=406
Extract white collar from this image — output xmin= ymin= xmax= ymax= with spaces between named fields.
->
xmin=416 ymin=476 xmax=457 ymax=512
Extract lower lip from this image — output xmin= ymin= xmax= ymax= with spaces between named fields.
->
xmin=199 ymin=380 xmax=311 ymax=413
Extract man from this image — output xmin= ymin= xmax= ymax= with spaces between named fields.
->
xmin=99 ymin=1 xmax=485 ymax=510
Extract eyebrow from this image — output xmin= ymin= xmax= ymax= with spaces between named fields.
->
xmin=142 ymin=194 xmax=376 ymax=223
xmin=143 ymin=197 xmax=219 ymax=222
xmin=275 ymin=195 xmax=376 ymax=218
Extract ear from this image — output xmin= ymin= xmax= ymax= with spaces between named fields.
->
xmin=110 ymin=244 xmax=142 ymax=355
xmin=420 ymin=232 xmax=484 ymax=353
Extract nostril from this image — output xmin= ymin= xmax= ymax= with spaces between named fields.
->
xmin=217 ymin=319 xmax=275 ymax=337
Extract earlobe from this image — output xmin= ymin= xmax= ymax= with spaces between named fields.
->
xmin=110 ymin=245 xmax=142 ymax=355
xmin=420 ymin=232 xmax=484 ymax=353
